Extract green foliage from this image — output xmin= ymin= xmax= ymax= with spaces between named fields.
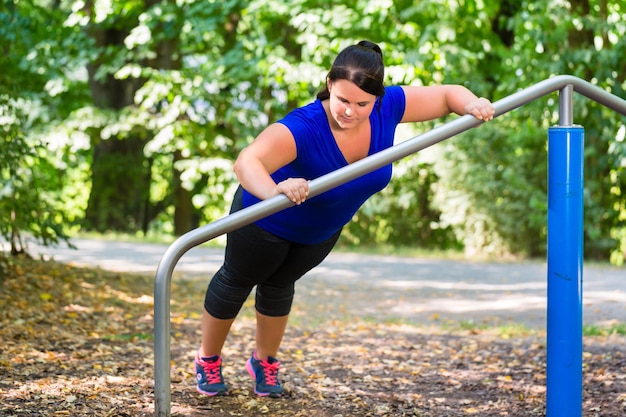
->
xmin=440 ymin=117 xmax=549 ymax=257
xmin=0 ymin=1 xmax=77 ymax=254
xmin=439 ymin=0 xmax=626 ymax=261
xmin=342 ymin=159 xmax=460 ymax=250
xmin=1 ymin=0 xmax=624 ymax=263
xmin=0 ymin=99 xmax=73 ymax=254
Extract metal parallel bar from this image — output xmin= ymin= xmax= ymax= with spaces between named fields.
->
xmin=154 ymin=75 xmax=626 ymax=416
xmin=494 ymin=75 xmax=626 ymax=116
xmin=546 ymin=124 xmax=584 ymax=417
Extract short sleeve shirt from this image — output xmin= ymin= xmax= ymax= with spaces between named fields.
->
xmin=242 ymin=85 xmax=406 ymax=244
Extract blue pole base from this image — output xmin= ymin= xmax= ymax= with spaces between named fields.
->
xmin=546 ymin=126 xmax=584 ymax=417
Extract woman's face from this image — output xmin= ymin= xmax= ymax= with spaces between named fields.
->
xmin=327 ymin=79 xmax=377 ymax=130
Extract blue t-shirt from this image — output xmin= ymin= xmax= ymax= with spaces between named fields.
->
xmin=242 ymin=85 xmax=406 ymax=244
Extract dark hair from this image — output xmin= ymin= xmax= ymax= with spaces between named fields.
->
xmin=317 ymin=40 xmax=385 ymax=102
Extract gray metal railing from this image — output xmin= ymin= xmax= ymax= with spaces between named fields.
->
xmin=154 ymin=75 xmax=626 ymax=416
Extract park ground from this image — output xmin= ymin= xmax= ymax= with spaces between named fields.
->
xmin=1 ymin=251 xmax=625 ymax=416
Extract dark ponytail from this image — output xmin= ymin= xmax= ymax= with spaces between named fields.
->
xmin=317 ymin=40 xmax=385 ymax=102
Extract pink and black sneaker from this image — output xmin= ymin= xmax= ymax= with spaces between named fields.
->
xmin=246 ymin=351 xmax=284 ymax=398
xmin=194 ymin=351 xmax=228 ymax=396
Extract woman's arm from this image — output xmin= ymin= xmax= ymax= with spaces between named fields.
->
xmin=400 ymin=85 xmax=494 ymax=123
xmin=233 ymin=123 xmax=310 ymax=204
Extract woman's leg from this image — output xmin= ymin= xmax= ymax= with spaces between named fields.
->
xmin=245 ymin=231 xmax=342 ymax=397
xmin=201 ymin=310 xmax=236 ymax=357
xmin=255 ymin=312 xmax=289 ymax=360
xmin=202 ymin=187 xmax=291 ymax=356
xmin=253 ymin=229 xmax=342 ymax=359
xmin=197 ymin=225 xmax=289 ymax=396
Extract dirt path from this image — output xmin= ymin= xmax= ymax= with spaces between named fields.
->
xmin=31 ymin=238 xmax=626 ymax=328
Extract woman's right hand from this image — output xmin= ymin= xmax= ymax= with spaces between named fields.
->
xmin=274 ymin=178 xmax=309 ymax=205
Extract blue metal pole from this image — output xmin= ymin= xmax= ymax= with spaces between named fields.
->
xmin=546 ymin=126 xmax=584 ymax=417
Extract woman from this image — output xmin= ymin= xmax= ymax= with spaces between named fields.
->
xmin=194 ymin=40 xmax=495 ymax=398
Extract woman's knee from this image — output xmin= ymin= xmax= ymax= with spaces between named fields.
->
xmin=204 ymin=267 xmax=254 ymax=319
xmin=255 ymin=283 xmax=294 ymax=316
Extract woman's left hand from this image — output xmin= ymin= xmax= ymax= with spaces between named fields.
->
xmin=464 ymin=97 xmax=495 ymax=121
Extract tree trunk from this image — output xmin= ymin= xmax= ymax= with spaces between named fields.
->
xmin=85 ymin=136 xmax=150 ymax=232
xmin=82 ymin=0 xmax=194 ymax=235
xmin=82 ymin=12 xmax=150 ymax=232
xmin=172 ymin=150 xmax=194 ymax=235
xmin=144 ymin=0 xmax=195 ymax=236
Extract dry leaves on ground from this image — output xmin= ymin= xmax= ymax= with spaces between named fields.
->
xmin=0 ymin=256 xmax=625 ymax=416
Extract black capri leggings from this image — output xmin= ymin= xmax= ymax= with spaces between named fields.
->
xmin=204 ymin=187 xmax=341 ymax=319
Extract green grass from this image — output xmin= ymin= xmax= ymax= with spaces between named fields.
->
xmin=334 ymin=243 xmax=468 ymax=260
xmin=445 ymin=320 xmax=542 ymax=338
xmin=105 ymin=332 xmax=153 ymax=342
xmin=446 ymin=321 xmax=626 ymax=338
xmin=583 ymin=323 xmax=626 ymax=336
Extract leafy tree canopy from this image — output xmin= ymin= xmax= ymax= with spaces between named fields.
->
xmin=1 ymin=0 xmax=624 ymax=264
